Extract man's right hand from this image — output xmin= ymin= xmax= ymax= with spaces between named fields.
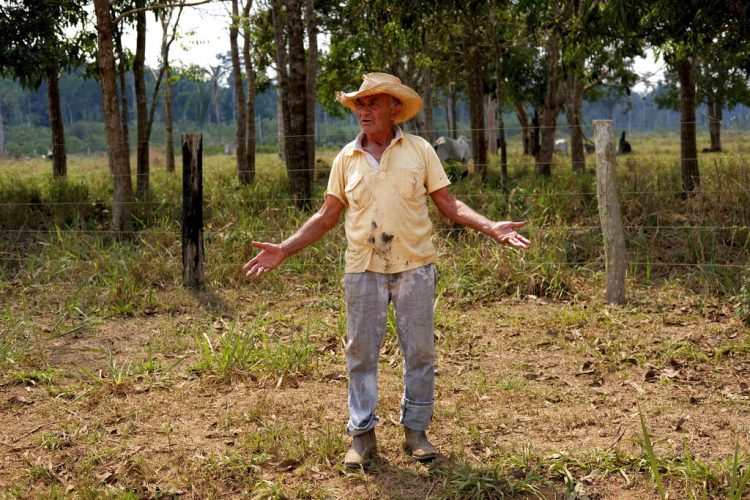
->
xmin=242 ymin=195 xmax=345 ymax=279
xmin=242 ymin=241 xmax=286 ymax=277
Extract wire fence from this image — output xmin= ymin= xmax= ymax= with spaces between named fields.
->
xmin=2 ymin=124 xmax=749 ymax=276
xmin=6 ymin=119 xmax=750 ymax=148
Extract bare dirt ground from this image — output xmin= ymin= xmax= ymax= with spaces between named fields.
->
xmin=1 ymin=284 xmax=749 ymax=498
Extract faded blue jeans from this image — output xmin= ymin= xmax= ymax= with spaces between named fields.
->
xmin=344 ymin=264 xmax=436 ymax=436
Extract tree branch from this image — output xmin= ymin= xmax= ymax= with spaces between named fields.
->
xmin=113 ymin=0 xmax=214 ymax=26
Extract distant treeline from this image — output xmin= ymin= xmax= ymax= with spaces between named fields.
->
xmin=1 ymin=68 xmax=749 ymax=156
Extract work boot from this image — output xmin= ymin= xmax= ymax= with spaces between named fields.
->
xmin=343 ymin=429 xmax=377 ymax=468
xmin=403 ymin=427 xmax=437 ymax=461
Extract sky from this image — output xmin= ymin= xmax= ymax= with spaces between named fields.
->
xmin=121 ymin=1 xmax=231 ymax=69
xmin=121 ymin=3 xmax=665 ymax=93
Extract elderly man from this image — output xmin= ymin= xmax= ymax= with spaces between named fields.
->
xmin=243 ymin=72 xmax=530 ymax=468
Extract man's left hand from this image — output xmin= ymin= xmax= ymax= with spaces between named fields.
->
xmin=490 ymin=221 xmax=531 ymax=249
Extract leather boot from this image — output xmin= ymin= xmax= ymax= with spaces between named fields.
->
xmin=403 ymin=427 xmax=437 ymax=461
xmin=343 ymin=429 xmax=377 ymax=468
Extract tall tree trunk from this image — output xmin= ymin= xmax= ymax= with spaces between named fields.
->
xmin=442 ymin=99 xmax=449 ymax=139
xmin=0 ymin=104 xmax=5 ymax=155
xmin=93 ymin=0 xmax=133 ymax=234
xmin=134 ymin=3 xmax=149 ymax=197
xmin=531 ymin=109 xmax=541 ymax=157
xmin=160 ymin=9 xmax=176 ymax=173
xmin=305 ymin=0 xmax=317 ymax=180
xmin=678 ymin=56 xmax=700 ymax=194
xmin=230 ymin=0 xmax=249 ymax=183
xmin=281 ymin=0 xmax=310 ymax=207
xmin=243 ymin=0 xmax=256 ymax=183
xmin=164 ymin=62 xmax=175 ymax=172
xmin=422 ymin=67 xmax=435 ymax=145
xmin=212 ymin=77 xmax=222 ymax=142
xmin=565 ymin=73 xmax=585 ymax=173
xmin=465 ymin=44 xmax=487 ymax=181
xmin=707 ymin=93 xmax=723 ymax=152
xmin=272 ymin=0 xmax=289 ymax=163
xmin=486 ymin=95 xmax=496 ymax=157
xmin=494 ymin=52 xmax=507 ymax=192
xmin=114 ymin=28 xmax=130 ymax=174
xmin=536 ymin=33 xmax=562 ymax=177
xmin=514 ymin=101 xmax=531 ymax=155
xmin=46 ymin=71 xmax=67 ymax=177
xmin=449 ymin=81 xmax=457 ymax=139
xmin=276 ymin=96 xmax=285 ymax=160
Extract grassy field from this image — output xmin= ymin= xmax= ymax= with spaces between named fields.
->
xmin=1 ymin=131 xmax=750 ymax=498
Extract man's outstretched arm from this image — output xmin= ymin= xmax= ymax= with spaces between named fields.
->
xmin=243 ymin=194 xmax=345 ymax=277
xmin=430 ymin=187 xmax=530 ymax=249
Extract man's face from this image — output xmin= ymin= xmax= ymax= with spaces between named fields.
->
xmin=354 ymin=93 xmax=400 ymax=137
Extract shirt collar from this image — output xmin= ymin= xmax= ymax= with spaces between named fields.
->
xmin=352 ymin=126 xmax=403 ymax=153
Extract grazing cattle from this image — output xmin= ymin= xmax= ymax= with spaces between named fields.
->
xmin=619 ymin=131 xmax=632 ymax=154
xmin=433 ymin=135 xmax=471 ymax=180
xmin=554 ymin=138 xmax=568 ymax=155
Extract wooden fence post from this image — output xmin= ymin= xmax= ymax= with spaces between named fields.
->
xmin=593 ymin=120 xmax=626 ymax=304
xmin=182 ymin=133 xmax=205 ymax=288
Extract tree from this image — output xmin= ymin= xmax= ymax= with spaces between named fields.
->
xmin=240 ymin=0 xmax=275 ymax=184
xmin=272 ymin=0 xmax=312 ymax=207
xmin=230 ymin=0 xmax=249 ymax=183
xmin=133 ymin=0 xmax=150 ymax=196
xmin=0 ymin=0 xmax=93 ymax=177
xmin=159 ymin=3 xmax=183 ymax=173
xmin=93 ymin=0 xmax=134 ymax=234
xmin=127 ymin=0 xmax=180 ymax=195
xmin=112 ymin=21 xmax=131 ymax=174
xmin=561 ymin=0 xmax=641 ymax=173
xmin=644 ymin=0 xmax=750 ymax=194
xmin=305 ymin=0 xmax=317 ymax=179
xmin=655 ymin=44 xmax=750 ymax=153
xmin=0 ymin=102 xmax=4 ymax=155
xmin=206 ymin=64 xmax=225 ymax=141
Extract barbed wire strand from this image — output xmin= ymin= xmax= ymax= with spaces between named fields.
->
xmin=2 ymin=185 xmax=750 ymax=209
xmin=2 ymin=223 xmax=750 ymax=237
xmin=0 ymin=254 xmax=747 ymax=270
xmin=14 ymin=118 xmax=750 ymax=145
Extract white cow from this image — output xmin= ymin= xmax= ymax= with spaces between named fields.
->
xmin=554 ymin=139 xmax=568 ymax=156
xmin=433 ymin=135 xmax=471 ymax=180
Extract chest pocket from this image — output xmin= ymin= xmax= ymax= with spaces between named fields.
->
xmin=344 ymin=174 xmax=372 ymax=209
xmin=396 ymin=167 xmax=426 ymax=201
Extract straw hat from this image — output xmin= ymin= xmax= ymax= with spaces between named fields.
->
xmin=336 ymin=72 xmax=423 ymax=123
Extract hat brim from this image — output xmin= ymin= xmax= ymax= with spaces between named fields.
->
xmin=336 ymin=82 xmax=423 ymax=123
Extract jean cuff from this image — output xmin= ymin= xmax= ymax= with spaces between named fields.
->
xmin=400 ymin=397 xmax=434 ymax=431
xmin=347 ymin=415 xmax=379 ymax=436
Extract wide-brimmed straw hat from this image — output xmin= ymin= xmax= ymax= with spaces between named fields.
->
xmin=336 ymin=72 xmax=423 ymax=123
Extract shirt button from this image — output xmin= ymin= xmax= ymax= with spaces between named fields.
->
xmin=377 ymin=172 xmax=386 ymax=180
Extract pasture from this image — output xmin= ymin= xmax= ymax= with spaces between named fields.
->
xmin=1 ymin=132 xmax=750 ymax=498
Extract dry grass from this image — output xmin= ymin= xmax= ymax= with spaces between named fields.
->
xmin=1 ymin=131 xmax=750 ymax=498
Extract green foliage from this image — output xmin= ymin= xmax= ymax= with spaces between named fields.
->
xmin=10 ymin=368 xmax=55 ymax=386
xmin=734 ymin=283 xmax=750 ymax=325
xmin=0 ymin=0 xmax=93 ymax=89
xmin=428 ymin=458 xmax=547 ymax=499
xmin=638 ymin=405 xmax=666 ymax=499
xmin=728 ymin=443 xmax=750 ymax=500
xmin=194 ymin=319 xmax=317 ymax=381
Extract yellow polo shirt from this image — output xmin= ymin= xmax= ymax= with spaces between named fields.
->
xmin=326 ymin=127 xmax=451 ymax=274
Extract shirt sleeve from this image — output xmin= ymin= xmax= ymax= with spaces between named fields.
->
xmin=325 ymin=151 xmax=348 ymax=206
xmin=422 ymin=139 xmax=451 ymax=194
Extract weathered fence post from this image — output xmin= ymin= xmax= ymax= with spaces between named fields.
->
xmin=593 ymin=120 xmax=626 ymax=303
xmin=182 ymin=133 xmax=205 ymax=288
